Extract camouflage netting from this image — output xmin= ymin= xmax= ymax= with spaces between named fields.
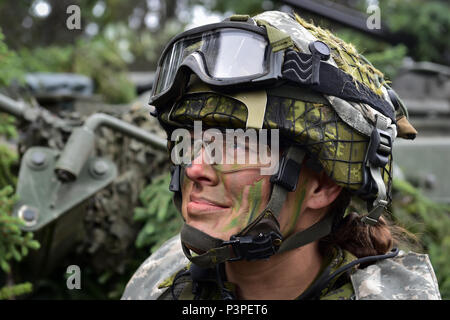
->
xmin=78 ymin=102 xmax=169 ymax=274
xmin=160 ymin=91 xmax=392 ymax=199
xmin=291 ymin=12 xmax=386 ymax=97
xmin=15 ymin=93 xmax=169 ymax=274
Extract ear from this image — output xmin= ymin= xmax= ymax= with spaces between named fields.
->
xmin=304 ymin=170 xmax=342 ymax=210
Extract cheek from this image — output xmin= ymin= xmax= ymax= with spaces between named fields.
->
xmin=224 ymin=170 xmax=269 ymax=198
xmin=278 ymin=177 xmax=309 ymax=236
xmin=224 ymin=171 xmax=272 ymax=219
xmin=220 ymin=173 xmax=272 ymax=235
xmin=180 ymin=174 xmax=192 ymax=219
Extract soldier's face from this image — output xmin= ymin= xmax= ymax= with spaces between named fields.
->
xmin=180 ymin=138 xmax=273 ymax=241
xmin=178 ymin=129 xmax=314 ymax=244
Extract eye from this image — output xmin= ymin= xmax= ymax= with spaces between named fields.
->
xmin=233 ymin=142 xmax=248 ymax=153
xmin=231 ymin=139 xmax=245 ymax=148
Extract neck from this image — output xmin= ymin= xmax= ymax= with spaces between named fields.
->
xmin=225 ymin=241 xmax=323 ymax=300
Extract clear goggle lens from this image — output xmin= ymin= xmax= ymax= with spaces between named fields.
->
xmin=154 ymin=29 xmax=269 ymax=98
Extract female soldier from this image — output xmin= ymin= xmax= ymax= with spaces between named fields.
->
xmin=122 ymin=10 xmax=441 ymax=300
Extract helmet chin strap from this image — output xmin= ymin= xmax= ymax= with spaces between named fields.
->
xmin=174 ymin=146 xmax=336 ymax=268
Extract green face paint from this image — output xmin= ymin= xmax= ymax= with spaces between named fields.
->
xmin=245 ymin=179 xmax=263 ymax=225
xmin=222 ymin=192 xmax=243 ymax=231
xmin=221 ymin=178 xmax=264 ymax=233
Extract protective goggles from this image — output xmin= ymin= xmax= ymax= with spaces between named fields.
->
xmin=150 ymin=21 xmax=284 ymax=107
xmin=150 ymin=20 xmax=396 ymax=122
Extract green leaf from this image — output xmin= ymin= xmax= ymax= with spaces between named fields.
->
xmin=0 ymin=259 xmax=11 ymax=273
xmin=156 ymin=195 xmax=170 ymax=222
xmin=133 ymin=207 xmax=149 ymax=221
xmin=27 ymin=240 xmax=40 ymax=250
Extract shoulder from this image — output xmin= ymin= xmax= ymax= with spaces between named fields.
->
xmin=121 ymin=234 xmax=189 ymax=300
xmin=350 ymin=250 xmax=441 ymax=300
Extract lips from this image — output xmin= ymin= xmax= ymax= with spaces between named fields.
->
xmin=187 ymin=195 xmax=230 ymax=214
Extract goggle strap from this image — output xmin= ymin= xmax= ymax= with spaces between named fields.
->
xmin=282 ymin=49 xmax=396 ymax=122
xmin=255 ymin=19 xmax=295 ymax=52
xmin=229 ymin=14 xmax=251 ymax=22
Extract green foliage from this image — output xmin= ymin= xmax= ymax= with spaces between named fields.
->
xmin=72 ymin=37 xmax=136 ymax=104
xmin=0 ymin=28 xmax=23 ymax=86
xmin=391 ymin=179 xmax=450 ymax=299
xmin=130 ymin=20 xmax=184 ymax=70
xmin=363 ymin=45 xmax=408 ymax=82
xmin=336 ymin=28 xmax=407 ymax=80
xmin=0 ymin=113 xmax=17 ymax=140
xmin=133 ymin=173 xmax=182 ymax=253
xmin=0 ymin=186 xmax=40 ymax=274
xmin=0 ymin=185 xmax=39 ymax=300
xmin=18 ymin=46 xmax=73 ymax=74
xmin=0 ymin=282 xmax=33 ymax=300
xmin=209 ymin=0 xmax=270 ymax=15
xmin=383 ymin=0 xmax=450 ymax=65
xmin=2 ymin=18 xmax=136 ymax=105
xmin=0 ymin=114 xmax=18 ymax=190
xmin=0 ymin=33 xmax=29 ymax=298
xmin=17 ymin=37 xmax=136 ymax=104
xmin=0 ymin=100 xmax=18 ymax=189
xmin=0 ymin=145 xmax=17 ymax=189
xmin=0 ymin=28 xmax=20 ymax=188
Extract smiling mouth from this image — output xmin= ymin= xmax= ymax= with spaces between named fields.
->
xmin=187 ymin=196 xmax=230 ymax=214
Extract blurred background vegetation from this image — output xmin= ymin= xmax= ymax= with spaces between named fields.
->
xmin=0 ymin=0 xmax=449 ymax=300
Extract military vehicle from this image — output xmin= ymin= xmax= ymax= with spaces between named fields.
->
xmin=391 ymin=60 xmax=450 ymax=203
xmin=0 ymin=72 xmax=169 ymax=282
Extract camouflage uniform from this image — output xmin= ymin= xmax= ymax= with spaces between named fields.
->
xmin=351 ymin=251 xmax=441 ymax=300
xmin=121 ymin=235 xmax=441 ymax=300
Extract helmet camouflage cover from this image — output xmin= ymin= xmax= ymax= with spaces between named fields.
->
xmin=157 ymin=11 xmax=416 ymax=204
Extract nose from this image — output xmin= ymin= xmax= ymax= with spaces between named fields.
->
xmin=184 ymin=147 xmax=219 ymax=186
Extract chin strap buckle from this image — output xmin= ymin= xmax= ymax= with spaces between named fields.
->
xmin=362 ymin=199 xmax=388 ymax=226
xmin=169 ymin=165 xmax=181 ymax=192
xmin=222 ymin=232 xmax=282 ymax=261
xmin=361 ymin=115 xmax=394 ymax=225
xmin=270 ymin=147 xmax=304 ymax=192
xmin=367 ymin=123 xmax=392 ymax=168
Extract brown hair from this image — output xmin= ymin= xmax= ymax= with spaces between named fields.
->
xmin=319 ymin=190 xmax=420 ymax=258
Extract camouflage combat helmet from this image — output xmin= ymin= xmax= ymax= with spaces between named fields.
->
xmin=149 ymin=11 xmax=416 ymax=268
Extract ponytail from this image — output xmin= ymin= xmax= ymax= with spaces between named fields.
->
xmin=320 ymin=190 xmax=419 ymax=258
